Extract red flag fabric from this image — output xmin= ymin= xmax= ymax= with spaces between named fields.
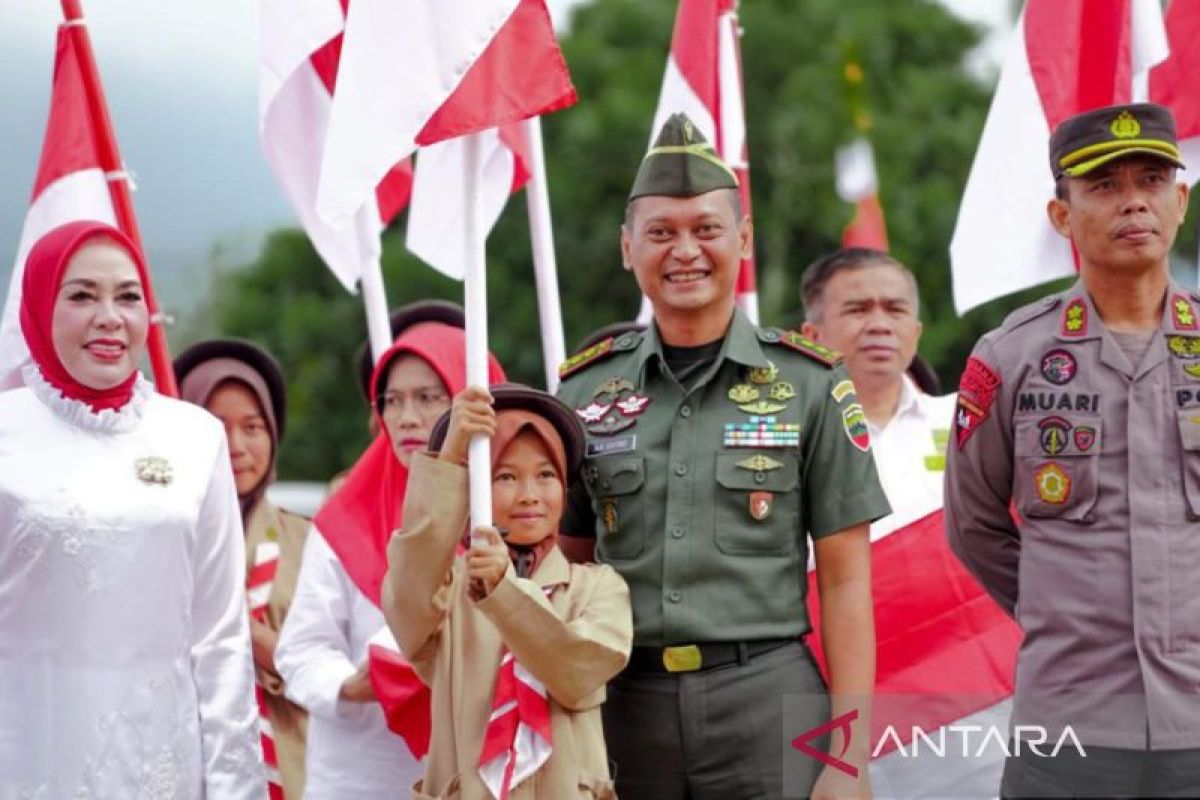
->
xmin=647 ymin=0 xmax=758 ymax=321
xmin=0 ymin=25 xmax=117 ymax=389
xmin=835 ymin=137 xmax=889 ymax=251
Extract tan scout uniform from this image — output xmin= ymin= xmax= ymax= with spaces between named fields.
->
xmin=245 ymin=500 xmax=310 ymax=798
xmin=946 ymin=280 xmax=1200 ymax=750
xmin=383 ymin=453 xmax=633 ymax=800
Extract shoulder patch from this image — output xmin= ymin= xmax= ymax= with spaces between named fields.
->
xmin=1000 ymin=294 xmax=1061 ymax=333
xmin=769 ymin=330 xmax=843 ymax=367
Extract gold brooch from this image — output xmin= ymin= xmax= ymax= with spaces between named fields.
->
xmin=134 ymin=456 xmax=173 ymax=486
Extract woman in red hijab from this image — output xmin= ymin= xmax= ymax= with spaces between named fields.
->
xmin=275 ymin=309 xmax=505 ymax=799
xmin=0 ymin=221 xmax=263 ymax=797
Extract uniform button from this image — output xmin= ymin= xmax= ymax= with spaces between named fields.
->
xmin=671 ymin=526 xmax=684 ymax=538
xmin=754 ymin=472 xmax=766 ymax=483
xmin=668 ymin=590 xmax=682 ymax=603
xmin=680 ymin=405 xmax=692 ymax=418
xmin=674 ymin=463 xmax=688 ymax=476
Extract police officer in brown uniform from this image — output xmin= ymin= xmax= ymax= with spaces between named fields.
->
xmin=945 ymin=102 xmax=1200 ymax=797
xmin=557 ymin=114 xmax=890 ymax=799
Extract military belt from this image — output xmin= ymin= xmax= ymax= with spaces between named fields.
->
xmin=624 ymin=638 xmax=797 ymax=674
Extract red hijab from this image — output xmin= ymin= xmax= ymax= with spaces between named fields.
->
xmin=315 ymin=322 xmax=506 ymax=607
xmin=20 ymin=220 xmax=146 ymax=412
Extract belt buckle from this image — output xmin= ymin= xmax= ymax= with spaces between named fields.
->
xmin=662 ymin=644 xmax=702 ymax=673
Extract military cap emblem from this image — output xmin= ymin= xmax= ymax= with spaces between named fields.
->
xmin=1110 ymin=110 xmax=1141 ymax=139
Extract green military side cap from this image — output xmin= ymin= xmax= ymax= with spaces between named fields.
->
xmin=1049 ymin=102 xmax=1185 ymax=179
xmin=628 ymin=112 xmax=739 ymax=200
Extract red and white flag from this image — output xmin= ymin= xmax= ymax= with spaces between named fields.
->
xmin=314 ymin=0 xmax=575 ymax=233
xmin=835 ymin=137 xmax=889 ymax=251
xmin=246 ymin=541 xmax=284 ymax=800
xmin=1150 ymin=0 xmax=1200 ymax=182
xmin=950 ymin=0 xmax=1172 ymax=314
xmin=0 ymin=25 xmax=117 ymax=389
xmin=647 ymin=0 xmax=758 ymax=321
xmin=406 ymin=123 xmax=531 ymax=280
xmin=258 ymin=0 xmax=413 ymax=291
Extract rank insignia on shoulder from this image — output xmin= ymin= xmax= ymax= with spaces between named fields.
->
xmin=774 ymin=330 xmax=842 ymax=367
xmin=1172 ymin=294 xmax=1199 ymax=331
xmin=1061 ymin=298 xmax=1088 ymax=337
xmin=559 ymin=337 xmax=615 ymax=379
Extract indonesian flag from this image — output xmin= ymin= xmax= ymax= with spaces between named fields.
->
xmin=950 ymin=0 xmax=1176 ymax=314
xmin=314 ymin=0 xmax=575 ymax=233
xmin=367 ymin=628 xmax=433 ymax=760
xmin=807 ymin=504 xmax=1021 ymax=794
xmin=0 ymin=25 xmax=117 ymax=389
xmin=258 ymin=0 xmax=413 ymax=292
xmin=835 ymin=137 xmax=889 ymax=250
xmin=405 ymin=123 xmax=532 ymax=280
xmin=246 ymin=542 xmax=285 ymax=799
xmin=1150 ymin=0 xmax=1200 ymax=177
xmin=648 ymin=0 xmax=758 ymax=322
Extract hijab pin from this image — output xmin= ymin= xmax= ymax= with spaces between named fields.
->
xmin=135 ymin=456 xmax=173 ymax=486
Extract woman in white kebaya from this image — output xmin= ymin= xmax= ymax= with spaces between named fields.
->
xmin=0 ymin=221 xmax=264 ymax=798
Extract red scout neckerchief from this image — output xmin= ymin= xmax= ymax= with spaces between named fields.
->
xmin=316 ymin=323 xmax=504 ymax=758
xmin=20 ymin=220 xmax=144 ymax=412
xmin=477 ymin=411 xmax=568 ymax=799
xmin=246 ymin=541 xmax=285 ymax=800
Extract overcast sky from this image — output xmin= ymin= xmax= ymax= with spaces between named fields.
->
xmin=0 ymin=0 xmax=1011 ymax=312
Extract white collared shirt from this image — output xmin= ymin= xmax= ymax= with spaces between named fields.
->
xmin=866 ymin=375 xmax=957 ymax=539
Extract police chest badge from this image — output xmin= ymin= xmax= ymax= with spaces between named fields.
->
xmin=1034 ymin=463 xmax=1071 ymax=505
xmin=1040 ymin=349 xmax=1076 ymax=385
xmin=576 ymin=376 xmax=651 ymax=436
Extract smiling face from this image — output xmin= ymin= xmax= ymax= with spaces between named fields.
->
xmin=621 ymin=189 xmax=750 ymax=331
xmin=802 ymin=262 xmax=921 ymax=395
xmin=1048 ymin=156 xmax=1189 ymax=277
xmin=491 ymin=429 xmax=563 ymax=546
xmin=51 ymin=240 xmax=149 ymax=390
xmin=378 ymin=354 xmax=450 ymax=467
xmin=207 ymin=380 xmax=273 ymax=498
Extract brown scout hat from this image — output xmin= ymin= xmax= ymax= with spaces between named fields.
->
xmin=1049 ymin=102 xmax=1185 ymax=180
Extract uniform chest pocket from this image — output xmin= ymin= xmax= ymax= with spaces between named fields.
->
xmin=713 ymin=451 xmax=799 ymax=556
xmin=1013 ymin=416 xmax=1102 ymax=521
xmin=1176 ymin=409 xmax=1200 ymax=520
xmin=583 ymin=456 xmax=646 ymax=560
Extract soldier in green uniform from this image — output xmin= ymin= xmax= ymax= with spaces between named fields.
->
xmin=556 ymin=113 xmax=890 ymax=800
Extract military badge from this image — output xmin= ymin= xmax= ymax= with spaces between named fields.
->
xmin=601 ymin=500 xmax=618 ymax=534
xmin=768 ymin=382 xmax=796 ymax=402
xmin=1186 ymin=364 xmax=1200 ymax=379
xmin=747 ymin=362 xmax=779 ymax=385
xmin=728 ymin=384 xmax=760 ymax=404
xmin=1040 ymin=349 xmax=1077 ymax=385
xmin=1168 ymin=335 xmax=1200 ymax=358
xmin=1172 ymin=294 xmax=1198 ymax=331
xmin=1061 ymin=298 xmax=1088 ymax=337
xmin=615 ymin=393 xmax=652 ymax=417
xmin=749 ymin=491 xmax=773 ymax=521
xmin=1073 ymin=426 xmax=1097 ymax=452
xmin=1034 ymin=463 xmax=1071 ymax=505
xmin=841 ymin=403 xmax=871 ymax=452
xmin=723 ymin=417 xmax=801 ymax=448
xmin=596 ymin=376 xmax=636 ymax=396
xmin=955 ymin=356 xmax=1002 ymax=448
xmin=736 ymin=454 xmax=784 ymax=472
xmin=576 ymin=400 xmax=613 ymax=424
xmin=830 ymin=379 xmax=856 ymax=403
xmin=1037 ymin=416 xmax=1072 ymax=456
xmin=738 ymin=399 xmax=787 ymax=415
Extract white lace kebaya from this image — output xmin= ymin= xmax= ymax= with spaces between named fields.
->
xmin=0 ymin=364 xmax=266 ymax=798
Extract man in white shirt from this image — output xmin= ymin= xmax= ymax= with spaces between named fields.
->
xmin=800 ymin=248 xmax=953 ymax=537
xmin=800 ymin=248 xmax=1016 ymax=799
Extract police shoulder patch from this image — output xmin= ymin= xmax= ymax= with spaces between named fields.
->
xmin=770 ymin=330 xmax=842 ymax=367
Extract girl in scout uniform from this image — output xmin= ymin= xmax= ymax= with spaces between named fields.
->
xmin=176 ymin=338 xmax=310 ymax=799
xmin=383 ymin=384 xmax=633 ymax=800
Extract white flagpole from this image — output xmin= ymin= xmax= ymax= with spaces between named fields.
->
xmin=464 ymin=132 xmax=493 ymax=532
xmin=523 ymin=116 xmax=567 ymax=392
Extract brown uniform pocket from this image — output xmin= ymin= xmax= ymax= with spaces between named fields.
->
xmin=714 ymin=451 xmax=799 ymax=555
xmin=1013 ymin=416 xmax=1101 ymax=521
xmin=583 ymin=455 xmax=646 ymax=559
xmin=1176 ymin=409 xmax=1200 ymax=520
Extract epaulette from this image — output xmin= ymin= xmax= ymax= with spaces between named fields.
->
xmin=762 ymin=328 xmax=842 ymax=368
xmin=1000 ymin=294 xmax=1061 ymax=333
xmin=558 ymin=331 xmax=641 ymax=380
